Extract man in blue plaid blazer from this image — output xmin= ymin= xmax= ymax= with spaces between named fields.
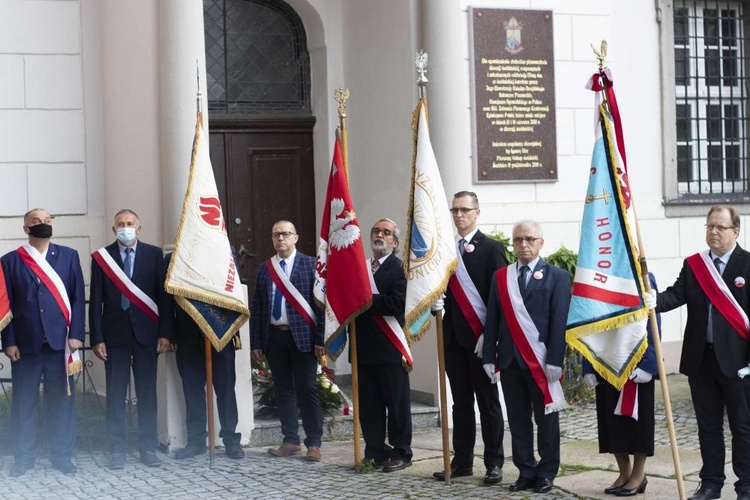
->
xmin=250 ymin=220 xmax=325 ymax=462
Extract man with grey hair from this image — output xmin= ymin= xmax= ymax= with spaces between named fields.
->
xmin=355 ymin=218 xmax=412 ymax=472
xmin=483 ymin=219 xmax=571 ymax=494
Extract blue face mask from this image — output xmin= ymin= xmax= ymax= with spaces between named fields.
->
xmin=116 ymin=227 xmax=137 ymax=245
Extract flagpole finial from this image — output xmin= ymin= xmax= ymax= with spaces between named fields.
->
xmin=334 ymin=88 xmax=349 ymax=120
xmin=591 ymin=40 xmax=608 ymax=71
xmin=415 ymin=49 xmax=428 ymax=99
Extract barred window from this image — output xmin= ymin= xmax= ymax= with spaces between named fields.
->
xmin=203 ymin=0 xmax=311 ymax=114
xmin=674 ymin=1 xmax=749 ymax=197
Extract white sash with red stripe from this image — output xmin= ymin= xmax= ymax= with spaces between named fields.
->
xmin=686 ymin=250 xmax=750 ymax=340
xmin=266 ymin=257 xmax=317 ymax=329
xmin=496 ymin=265 xmax=568 ymax=414
xmin=367 ymin=259 xmax=413 ymax=366
xmin=448 ymin=256 xmax=486 ymax=339
xmin=92 ymin=248 xmax=159 ymax=323
xmin=18 ymin=245 xmax=71 ymax=329
xmin=614 ymin=379 xmax=639 ymax=420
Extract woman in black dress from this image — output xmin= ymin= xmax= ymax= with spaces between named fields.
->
xmin=583 ymin=274 xmax=661 ymax=497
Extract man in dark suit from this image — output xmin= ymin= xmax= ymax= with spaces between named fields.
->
xmin=653 ymin=205 xmax=750 ymax=500
xmin=433 ymin=191 xmax=507 ymax=484
xmin=355 ymin=218 xmax=411 ymax=472
xmin=483 ymin=219 xmax=571 ymax=494
xmin=250 ymin=220 xmax=325 ymax=462
xmin=165 ymin=253 xmax=244 ymax=461
xmin=89 ymin=209 xmax=172 ymax=470
xmin=1 ymin=208 xmax=85 ymax=477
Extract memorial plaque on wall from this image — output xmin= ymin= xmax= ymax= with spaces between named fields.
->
xmin=469 ymin=8 xmax=557 ymax=183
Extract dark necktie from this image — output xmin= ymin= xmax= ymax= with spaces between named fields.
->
xmin=707 ymin=257 xmax=722 ymax=344
xmin=459 ymin=238 xmax=466 ymax=256
xmin=272 ymin=260 xmax=286 ymax=320
xmin=121 ymin=248 xmax=133 ymax=310
xmin=518 ymin=265 xmax=529 ymax=293
xmin=371 ymin=258 xmax=380 ymax=275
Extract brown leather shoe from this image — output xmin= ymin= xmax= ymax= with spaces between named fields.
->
xmin=268 ymin=443 xmax=302 ymax=457
xmin=305 ymin=446 xmax=321 ymax=462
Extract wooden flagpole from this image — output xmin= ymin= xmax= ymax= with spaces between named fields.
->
xmin=592 ymin=42 xmax=686 ymax=500
xmin=334 ymin=88 xmax=363 ymax=469
xmin=196 ymin=62 xmax=217 ymax=467
xmin=416 ymin=50 xmax=452 ymax=485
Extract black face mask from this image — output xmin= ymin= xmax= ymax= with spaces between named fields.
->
xmin=28 ymin=223 xmax=53 ymax=239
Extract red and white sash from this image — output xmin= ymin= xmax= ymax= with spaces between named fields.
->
xmin=367 ymin=259 xmax=413 ymax=366
xmin=615 ymin=379 xmax=639 ymax=421
xmin=18 ymin=245 xmax=71 ymax=329
xmin=496 ymin=265 xmax=567 ymax=413
xmin=92 ymin=248 xmax=159 ymax=323
xmin=448 ymin=255 xmax=486 ymax=339
xmin=266 ymin=257 xmax=317 ymax=329
xmin=686 ymin=250 xmax=750 ymax=341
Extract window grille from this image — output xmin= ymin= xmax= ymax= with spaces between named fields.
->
xmin=203 ymin=0 xmax=311 ymax=114
xmin=674 ymin=1 xmax=749 ymax=196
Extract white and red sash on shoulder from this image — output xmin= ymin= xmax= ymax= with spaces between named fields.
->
xmin=266 ymin=257 xmax=317 ymax=329
xmin=92 ymin=248 xmax=159 ymax=323
xmin=615 ymin=379 xmax=639 ymax=420
xmin=17 ymin=245 xmax=81 ymax=382
xmin=448 ymin=256 xmax=486 ymax=338
xmin=686 ymin=250 xmax=750 ymax=341
xmin=367 ymin=259 xmax=413 ymax=368
xmin=496 ymin=265 xmax=568 ymax=414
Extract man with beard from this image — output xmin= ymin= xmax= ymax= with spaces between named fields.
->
xmin=355 ymin=218 xmax=412 ymax=472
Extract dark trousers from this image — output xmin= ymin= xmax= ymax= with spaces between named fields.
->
xmin=105 ymin=339 xmax=158 ymax=454
xmin=689 ymin=346 xmax=750 ymax=493
xmin=11 ymin=344 xmax=75 ymax=466
xmin=501 ymin=360 xmax=560 ymax=480
xmin=265 ymin=328 xmax=322 ymax=447
xmin=358 ymin=362 xmax=412 ymax=462
xmin=176 ymin=338 xmax=240 ymax=446
xmin=444 ymin=335 xmax=504 ymax=470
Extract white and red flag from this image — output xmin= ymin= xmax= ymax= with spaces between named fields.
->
xmin=313 ymin=133 xmax=372 ymax=360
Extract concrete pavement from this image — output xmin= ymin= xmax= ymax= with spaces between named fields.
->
xmin=0 ymin=374 xmax=738 ymax=498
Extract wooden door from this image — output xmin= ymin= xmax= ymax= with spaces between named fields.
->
xmin=209 ymin=116 xmax=316 ymax=299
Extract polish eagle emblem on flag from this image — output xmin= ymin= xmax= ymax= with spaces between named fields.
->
xmin=328 ymin=198 xmax=361 ymax=251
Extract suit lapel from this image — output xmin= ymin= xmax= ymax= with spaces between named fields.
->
xmin=723 ymin=245 xmax=744 ymax=289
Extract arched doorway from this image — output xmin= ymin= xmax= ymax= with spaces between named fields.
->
xmin=203 ymin=0 xmax=316 ymax=296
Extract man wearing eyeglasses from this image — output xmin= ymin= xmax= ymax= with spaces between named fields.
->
xmin=433 ymin=191 xmax=508 ymax=484
xmin=483 ymin=219 xmax=571 ymax=494
xmin=650 ymin=205 xmax=750 ymax=500
xmin=249 ymin=220 xmax=325 ymax=462
xmin=354 ymin=218 xmax=412 ymax=472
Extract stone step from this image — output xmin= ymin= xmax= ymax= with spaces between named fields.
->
xmin=250 ymin=400 xmax=439 ymax=447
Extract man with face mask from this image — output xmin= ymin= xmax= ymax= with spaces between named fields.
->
xmin=89 ymin=209 xmax=173 ymax=470
xmin=1 ymin=209 xmax=85 ymax=477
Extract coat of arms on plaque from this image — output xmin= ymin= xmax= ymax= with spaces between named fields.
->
xmin=504 ymin=16 xmax=523 ymax=54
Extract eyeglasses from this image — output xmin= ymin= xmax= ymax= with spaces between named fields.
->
xmin=705 ymin=224 xmax=736 ymax=232
xmin=371 ymin=228 xmax=393 ymax=237
xmin=513 ymin=236 xmax=542 ymax=245
xmin=271 ymin=231 xmax=296 ymax=239
xmin=449 ymin=207 xmax=477 ymax=215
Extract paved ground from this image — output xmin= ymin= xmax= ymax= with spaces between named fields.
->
xmin=0 ymin=375 xmax=737 ymax=499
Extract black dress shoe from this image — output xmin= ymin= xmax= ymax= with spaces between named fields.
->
xmin=52 ymin=460 xmax=77 ymax=475
xmin=225 ymin=443 xmax=244 ymax=459
xmin=108 ymin=453 xmax=126 ymax=470
xmin=140 ymin=451 xmax=162 ymax=468
xmin=687 ymin=483 xmax=721 ymax=500
xmin=9 ymin=464 xmax=30 ymax=477
xmin=616 ymin=477 xmax=647 ymax=496
xmin=535 ymin=477 xmax=554 ymax=493
xmin=174 ymin=443 xmax=206 ymax=460
xmin=363 ymin=457 xmax=386 ymax=470
xmin=382 ymin=457 xmax=412 ymax=472
xmin=509 ymin=476 xmax=536 ymax=491
xmin=484 ymin=466 xmax=503 ymax=484
xmin=433 ymin=465 xmax=473 ymax=480
xmin=604 ymin=484 xmax=624 ymax=495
